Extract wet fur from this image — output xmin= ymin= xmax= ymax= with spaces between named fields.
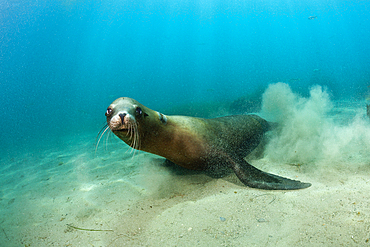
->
xmin=103 ymin=97 xmax=311 ymax=190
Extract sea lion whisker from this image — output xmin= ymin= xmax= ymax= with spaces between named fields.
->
xmin=125 ymin=122 xmax=135 ymax=153
xmin=123 ymin=144 xmax=131 ymax=155
xmin=105 ymin=128 xmax=112 ymax=150
xmin=135 ymin=122 xmax=141 ymax=150
xmin=134 ymin=123 xmax=140 ymax=150
xmin=127 ymin=126 xmax=131 ymax=139
xmin=95 ymin=125 xmax=110 ymax=153
xmin=97 ymin=122 xmax=109 ymax=137
xmin=130 ymin=127 xmax=137 ymax=152
xmin=120 ymin=119 xmax=139 ymax=152
xmin=95 ymin=123 xmax=109 ymax=145
xmin=130 ymin=122 xmax=136 ymax=147
xmin=129 ymin=123 xmax=134 ymax=141
xmin=133 ymin=122 xmax=138 ymax=147
xmin=128 ymin=122 xmax=134 ymax=141
xmin=133 ymin=122 xmax=138 ymax=149
xmin=130 ymin=129 xmax=137 ymax=152
xmin=130 ymin=122 xmax=140 ymax=157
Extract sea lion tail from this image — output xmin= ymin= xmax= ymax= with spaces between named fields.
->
xmin=230 ymin=156 xmax=311 ymax=190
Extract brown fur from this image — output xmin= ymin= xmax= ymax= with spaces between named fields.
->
xmin=105 ymin=97 xmax=311 ymax=190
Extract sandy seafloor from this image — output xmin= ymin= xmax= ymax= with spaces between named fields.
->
xmin=1 ymin=96 xmax=370 ymax=246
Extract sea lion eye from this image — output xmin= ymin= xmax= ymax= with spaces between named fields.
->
xmin=105 ymin=108 xmax=112 ymax=116
xmin=135 ymin=107 xmax=143 ymax=116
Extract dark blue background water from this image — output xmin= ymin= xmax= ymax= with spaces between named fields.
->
xmin=1 ymin=0 xmax=369 ymax=155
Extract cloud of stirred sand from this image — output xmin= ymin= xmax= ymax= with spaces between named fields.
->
xmin=260 ymin=82 xmax=370 ymax=167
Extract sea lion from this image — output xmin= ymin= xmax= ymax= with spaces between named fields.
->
xmin=103 ymin=97 xmax=311 ymax=190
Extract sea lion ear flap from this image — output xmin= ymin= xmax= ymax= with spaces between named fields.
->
xmin=157 ymin=112 xmax=167 ymax=124
xmin=144 ymin=112 xmax=149 ymax=117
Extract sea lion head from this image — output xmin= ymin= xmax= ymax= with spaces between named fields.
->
xmin=104 ymin=97 xmax=167 ymax=150
xmin=106 ymin=97 xmax=147 ymax=131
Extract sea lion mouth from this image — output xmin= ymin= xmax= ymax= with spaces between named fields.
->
xmin=110 ymin=120 xmax=140 ymax=150
xmin=114 ymin=128 xmax=129 ymax=132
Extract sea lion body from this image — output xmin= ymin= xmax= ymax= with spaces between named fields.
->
xmin=105 ymin=97 xmax=311 ymax=190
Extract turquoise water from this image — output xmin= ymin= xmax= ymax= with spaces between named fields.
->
xmin=1 ymin=0 xmax=370 ymax=155
xmin=1 ymin=0 xmax=370 ymax=246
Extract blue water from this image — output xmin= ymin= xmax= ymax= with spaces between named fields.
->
xmin=1 ymin=0 xmax=370 ymax=155
xmin=2 ymin=1 xmax=370 ymax=246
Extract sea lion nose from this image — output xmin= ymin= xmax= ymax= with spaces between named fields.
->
xmin=119 ymin=113 xmax=127 ymax=124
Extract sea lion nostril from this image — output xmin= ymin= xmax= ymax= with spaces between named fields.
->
xmin=119 ymin=113 xmax=127 ymax=124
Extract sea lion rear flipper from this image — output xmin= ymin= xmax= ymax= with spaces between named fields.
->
xmin=229 ymin=157 xmax=311 ymax=190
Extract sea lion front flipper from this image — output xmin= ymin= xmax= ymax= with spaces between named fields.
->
xmin=229 ymin=156 xmax=311 ymax=190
